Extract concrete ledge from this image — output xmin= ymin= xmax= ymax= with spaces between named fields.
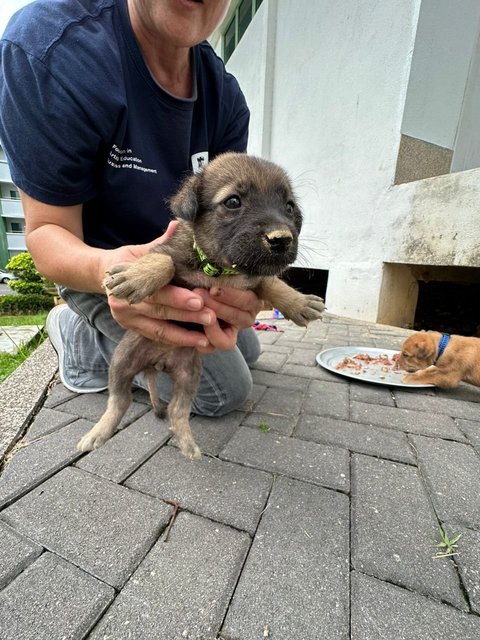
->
xmin=0 ymin=340 xmax=57 ymax=462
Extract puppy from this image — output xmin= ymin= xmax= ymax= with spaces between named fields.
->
xmin=77 ymin=153 xmax=325 ymax=459
xmin=399 ymin=331 xmax=480 ymax=388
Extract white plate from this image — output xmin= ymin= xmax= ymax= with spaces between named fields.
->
xmin=316 ymin=346 xmax=434 ymax=388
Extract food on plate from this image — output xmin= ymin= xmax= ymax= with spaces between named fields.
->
xmin=336 ymin=352 xmax=401 ymax=375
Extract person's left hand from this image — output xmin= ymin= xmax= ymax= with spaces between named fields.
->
xmin=194 ymin=286 xmax=263 ymax=351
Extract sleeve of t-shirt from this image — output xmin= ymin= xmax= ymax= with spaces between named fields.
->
xmin=213 ymin=75 xmax=250 ymax=155
xmin=0 ymin=41 xmax=103 ymax=205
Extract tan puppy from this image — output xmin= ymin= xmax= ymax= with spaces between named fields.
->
xmin=398 ymin=331 xmax=480 ymax=388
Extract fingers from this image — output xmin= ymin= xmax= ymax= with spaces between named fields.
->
xmin=194 ymin=286 xmax=262 ymax=330
xmin=203 ymin=321 xmax=239 ymax=352
xmin=144 ymin=220 xmax=179 ymax=252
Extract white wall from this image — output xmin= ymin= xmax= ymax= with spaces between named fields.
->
xmin=401 ymin=0 xmax=480 ymax=150
xmin=220 ymin=0 xmax=480 ymax=323
xmin=220 ymin=0 xmax=273 ymax=157
xmin=451 ymin=28 xmax=480 ymax=172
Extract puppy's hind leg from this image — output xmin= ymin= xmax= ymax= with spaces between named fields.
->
xmin=166 ymin=348 xmax=203 ymax=460
xmin=77 ymin=333 xmax=150 ymax=452
xmin=145 ymin=367 xmax=168 ymax=418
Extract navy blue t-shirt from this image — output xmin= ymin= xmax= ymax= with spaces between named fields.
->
xmin=0 ymin=0 xmax=249 ymax=249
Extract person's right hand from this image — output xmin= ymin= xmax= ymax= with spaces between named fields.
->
xmin=102 ymin=222 xmax=216 ymax=352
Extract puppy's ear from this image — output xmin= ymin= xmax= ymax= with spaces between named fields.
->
xmin=415 ymin=343 xmax=435 ymax=360
xmin=169 ymin=174 xmax=200 ymax=221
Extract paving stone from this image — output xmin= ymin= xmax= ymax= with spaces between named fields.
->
xmin=222 ymin=476 xmax=349 ymax=640
xmin=395 ymin=391 xmax=480 ymax=421
xmin=280 ymin=361 xmax=343 ymax=381
xmin=351 ymin=571 xmax=480 ymax=640
xmin=264 ymin=343 xmax=294 ymax=354
xmin=0 ymin=520 xmax=42 ymax=589
xmin=239 ymin=383 xmax=266 ymax=412
xmin=242 ymin=411 xmax=298 ymax=436
xmin=253 ymin=386 xmax=305 ymax=418
xmin=255 ymin=328 xmax=282 ymax=344
xmin=295 ymin=414 xmax=415 ymax=463
xmin=57 ymin=392 xmax=148 ymax=427
xmin=251 ymin=349 xmax=289 ymax=372
xmin=0 ymin=419 xmax=92 ymax=508
xmin=126 ymin=446 xmax=272 ymax=534
xmin=304 ymin=322 xmax=329 ymax=340
xmin=411 ymin=435 xmax=480 ymax=529
xmin=220 ymin=426 xmax=349 ymax=492
xmin=42 ymin=380 xmax=77 ymax=408
xmin=351 ymin=455 xmax=466 ymax=609
xmin=24 ymin=407 xmax=76 ymax=442
xmin=436 ymin=384 xmax=480 ymax=403
xmin=172 ymin=410 xmax=244 ymax=456
xmin=250 ymin=368 xmax=309 ymax=391
xmin=76 ymin=411 xmax=170 ymax=482
xmin=444 ymin=524 xmax=480 ymax=614
xmin=350 ymin=400 xmax=466 ymax=440
xmin=349 ymin=381 xmax=395 ymax=407
xmin=0 ymin=552 xmax=114 ymax=640
xmin=286 ymin=346 xmax=321 ymax=366
xmin=89 ymin=511 xmax=250 ymax=640
xmin=372 ymin=336 xmax=405 ymax=349
xmin=1 ymin=467 xmax=170 ymax=588
xmin=456 ymin=418 xmax=480 ymax=453
xmin=303 ymin=379 xmax=350 ymax=420
xmin=132 ymin=387 xmax=151 ymax=405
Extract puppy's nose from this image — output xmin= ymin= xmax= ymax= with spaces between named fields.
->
xmin=265 ymin=230 xmax=293 ymax=253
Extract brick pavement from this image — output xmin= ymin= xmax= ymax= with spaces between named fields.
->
xmin=1 ymin=314 xmax=480 ymax=639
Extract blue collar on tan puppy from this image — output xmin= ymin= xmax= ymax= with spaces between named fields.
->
xmin=435 ymin=333 xmax=450 ymax=363
xmin=193 ymin=238 xmax=240 ymax=277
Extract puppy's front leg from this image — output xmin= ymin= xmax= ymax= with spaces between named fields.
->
xmin=104 ymin=252 xmax=175 ymax=304
xmin=255 ymin=277 xmax=325 ymax=327
xmin=402 ymin=367 xmax=462 ymax=388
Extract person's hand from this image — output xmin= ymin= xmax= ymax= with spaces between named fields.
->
xmin=102 ymin=223 xmax=263 ymax=353
xmin=194 ymin=286 xmax=264 ymax=351
xmin=103 ymin=222 xmax=216 ymax=352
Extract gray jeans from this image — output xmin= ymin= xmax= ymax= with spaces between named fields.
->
xmin=59 ymin=287 xmax=261 ymax=416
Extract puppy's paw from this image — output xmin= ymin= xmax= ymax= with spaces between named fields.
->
xmin=287 ymin=294 xmax=325 ymax=327
xmin=77 ymin=430 xmax=111 ymax=452
xmin=178 ymin=438 xmax=202 ymax=460
xmin=104 ymin=263 xmax=156 ymax=304
xmin=402 ymin=372 xmax=423 ymax=384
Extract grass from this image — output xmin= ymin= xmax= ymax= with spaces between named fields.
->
xmin=0 ymin=313 xmax=48 ymax=326
xmin=259 ymin=420 xmax=271 ymax=433
xmin=0 ymin=313 xmax=48 ymax=383
xmin=434 ymin=527 xmax=462 ymax=558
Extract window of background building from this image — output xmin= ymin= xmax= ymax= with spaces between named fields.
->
xmin=9 ymin=189 xmax=19 ymax=199
xmin=223 ymin=0 xmax=263 ymax=62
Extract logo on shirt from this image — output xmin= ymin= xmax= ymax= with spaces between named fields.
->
xmin=191 ymin=152 xmax=209 ymax=174
xmin=107 ymin=144 xmax=158 ymax=174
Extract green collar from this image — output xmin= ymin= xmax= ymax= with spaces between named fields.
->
xmin=193 ymin=238 xmax=240 ymax=277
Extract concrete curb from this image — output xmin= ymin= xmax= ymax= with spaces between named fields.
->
xmin=0 ymin=340 xmax=58 ymax=462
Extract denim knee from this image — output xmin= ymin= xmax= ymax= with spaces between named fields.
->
xmin=191 ymin=365 xmax=253 ymax=417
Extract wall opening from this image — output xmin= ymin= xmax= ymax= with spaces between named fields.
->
xmin=282 ymin=267 xmax=328 ymax=299
xmin=378 ymin=263 xmax=480 ymax=335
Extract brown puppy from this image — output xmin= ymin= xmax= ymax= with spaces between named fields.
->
xmin=76 ymin=152 xmax=325 ymax=459
xmin=399 ymin=331 xmax=480 ymax=388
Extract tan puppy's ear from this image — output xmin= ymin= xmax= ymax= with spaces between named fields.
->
xmin=416 ymin=345 xmax=435 ymax=359
xmin=169 ymin=174 xmax=200 ymax=221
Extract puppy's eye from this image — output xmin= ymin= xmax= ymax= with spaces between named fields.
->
xmin=286 ymin=201 xmax=295 ymax=214
xmin=224 ymin=195 xmax=241 ymax=210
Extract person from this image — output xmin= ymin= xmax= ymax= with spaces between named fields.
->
xmin=0 ymin=0 xmax=262 ymax=415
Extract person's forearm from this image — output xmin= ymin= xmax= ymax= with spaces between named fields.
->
xmin=27 ymin=224 xmax=108 ymax=293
